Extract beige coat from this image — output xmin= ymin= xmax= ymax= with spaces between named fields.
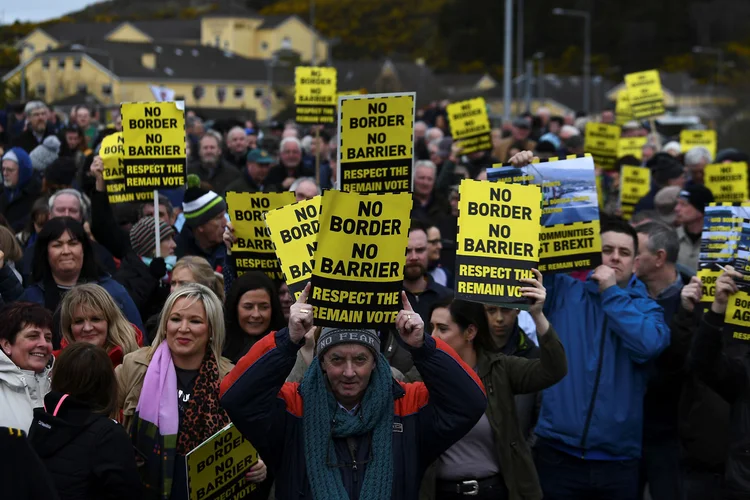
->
xmin=115 ymin=346 xmax=234 ymax=432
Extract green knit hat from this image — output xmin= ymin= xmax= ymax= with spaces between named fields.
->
xmin=182 ymin=174 xmax=227 ymax=228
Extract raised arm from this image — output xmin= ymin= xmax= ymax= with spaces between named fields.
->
xmin=89 ymin=157 xmax=132 ymax=259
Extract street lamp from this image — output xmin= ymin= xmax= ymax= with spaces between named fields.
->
xmin=326 ymin=37 xmax=341 ymax=67
xmin=552 ymin=7 xmax=591 ymax=114
xmin=693 ymin=46 xmax=724 ymax=89
xmin=533 ymin=52 xmax=545 ymax=104
xmin=502 ymin=0 xmax=513 ymax=121
xmin=70 ymin=44 xmax=115 ymax=106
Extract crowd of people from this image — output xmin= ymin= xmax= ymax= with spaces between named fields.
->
xmin=0 ymin=96 xmax=747 ymax=500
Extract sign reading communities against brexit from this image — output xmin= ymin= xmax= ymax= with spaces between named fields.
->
xmin=121 ymin=101 xmax=186 ymax=191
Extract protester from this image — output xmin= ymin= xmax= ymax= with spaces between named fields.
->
xmin=426 ymin=224 xmax=451 ymax=287
xmin=177 ymin=175 xmax=228 ymax=270
xmin=277 ymin=281 xmax=293 ymax=321
xmin=171 ymin=255 xmax=225 ymax=301
xmin=13 ymin=101 xmax=54 ymax=153
xmin=684 ymin=146 xmax=712 ymax=186
xmin=403 ymin=221 xmax=452 ymax=325
xmin=0 ymin=302 xmax=53 ymax=431
xmin=114 ymin=217 xmax=176 ymax=325
xmin=654 ymin=186 xmax=682 ymax=226
xmin=0 ymin=425 xmax=60 ymax=500
xmin=494 ymin=118 xmax=536 ymax=162
xmin=223 ymin=126 xmax=249 ymax=170
xmin=224 ymin=148 xmax=277 ymax=193
xmin=75 ymin=107 xmax=98 ymax=149
xmin=20 ymin=217 xmax=143 ymax=346
xmin=220 ymin=285 xmax=487 ymax=500
xmin=690 ymin=266 xmax=750 ymax=499
xmin=290 ymin=177 xmax=320 ymax=201
xmin=58 ymin=284 xmax=142 ymax=367
xmin=117 ymin=284 xmax=266 ymax=499
xmin=0 ymin=227 xmax=23 ymax=288
xmin=266 ymin=137 xmax=308 ymax=188
xmin=16 ymin=197 xmax=49 ymax=249
xmin=1 ymin=147 xmax=41 ymax=232
xmin=674 ymin=185 xmax=713 ymax=272
xmin=411 ymin=161 xmax=451 ymax=225
xmin=426 ymin=273 xmax=567 ymax=500
xmin=141 ymin=194 xmax=176 ymax=226
xmin=222 ymin=271 xmax=286 ymax=363
xmin=634 ymin=153 xmax=686 ymax=213
xmin=29 ymin=342 xmax=143 ymax=500
xmin=187 ymin=134 xmax=240 ymax=195
xmin=59 ymin=124 xmax=89 ymax=175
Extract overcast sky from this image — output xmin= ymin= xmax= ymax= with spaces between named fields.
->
xmin=2 ymin=0 xmax=97 ymax=24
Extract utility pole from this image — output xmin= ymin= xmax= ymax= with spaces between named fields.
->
xmin=503 ymin=0 xmax=514 ymax=121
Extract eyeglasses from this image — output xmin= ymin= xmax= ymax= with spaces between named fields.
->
xmin=325 ymin=413 xmax=373 ymax=469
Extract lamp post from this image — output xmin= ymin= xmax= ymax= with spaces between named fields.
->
xmin=692 ymin=46 xmax=724 ymax=89
xmin=533 ymin=52 xmax=545 ymax=105
xmin=516 ymin=0 xmax=524 ymax=107
xmin=17 ymin=41 xmax=35 ymax=102
xmin=552 ymin=7 xmax=591 ymax=114
xmin=310 ymin=0 xmax=317 ymax=65
xmin=326 ymin=37 xmax=341 ymax=67
xmin=503 ymin=0 xmax=513 ymax=121
xmin=70 ymin=44 xmax=115 ymax=106
xmin=265 ymin=53 xmax=279 ymax=126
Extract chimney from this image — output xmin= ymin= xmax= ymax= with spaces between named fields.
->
xmin=141 ymin=53 xmax=156 ymax=70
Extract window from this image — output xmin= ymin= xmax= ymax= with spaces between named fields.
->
xmin=281 ymin=36 xmax=292 ymax=49
xmin=73 ymin=56 xmax=82 ymax=69
xmin=254 ymin=88 xmax=263 ymax=98
xmin=215 ymin=36 xmax=220 ymax=47
xmin=216 ymin=86 xmax=227 ymax=103
xmin=77 ymin=83 xmax=88 ymax=93
xmin=35 ymin=83 xmax=46 ymax=97
xmin=234 ymin=87 xmax=244 ymax=98
xmin=58 ymin=58 xmax=65 ymax=69
xmin=260 ymin=41 xmax=268 ymax=51
xmin=42 ymin=57 xmax=50 ymax=69
xmin=102 ymin=83 xmax=112 ymax=96
xmin=223 ymin=41 xmax=229 ymax=49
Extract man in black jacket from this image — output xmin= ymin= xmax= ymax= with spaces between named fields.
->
xmin=224 ymin=148 xmax=278 ymax=194
xmin=187 ymin=134 xmax=240 ymax=194
xmin=220 ymin=285 xmax=487 ymax=500
xmin=12 ymin=101 xmax=55 ymax=154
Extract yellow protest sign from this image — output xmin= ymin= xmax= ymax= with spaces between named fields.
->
xmin=624 ymin=70 xmax=665 ymax=119
xmin=615 ymin=90 xmax=633 ymax=126
xmin=121 ymin=101 xmax=186 ymax=191
xmin=226 ymin=191 xmax=296 ymax=280
xmin=456 ymin=180 xmax=541 ymax=307
xmin=338 ymin=92 xmax=415 ymax=194
xmin=310 ymin=190 xmax=411 ymax=327
xmin=295 ymin=66 xmax=337 ymax=125
xmin=584 ymin=122 xmax=621 ymax=170
xmin=100 ymin=132 xmax=153 ymax=205
xmin=704 ymin=162 xmax=749 ymax=202
xmin=725 ymin=289 xmax=750 ymax=342
xmin=619 ymin=165 xmax=651 ymax=220
xmin=264 ymin=196 xmax=321 ymax=300
xmin=185 ymin=423 xmax=259 ymax=500
xmin=446 ymin=97 xmax=492 ymax=155
xmin=617 ymin=137 xmax=648 ymax=160
xmin=681 ymin=130 xmax=717 ymax=159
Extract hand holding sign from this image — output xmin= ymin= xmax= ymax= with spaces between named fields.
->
xmin=90 ymin=156 xmax=105 ymax=192
xmin=395 ymin=291 xmax=424 ymax=348
xmin=509 ymin=150 xmax=535 ymax=167
xmin=680 ymin=276 xmax=703 ymax=313
xmin=244 ymin=458 xmax=267 ymax=483
xmin=289 ymin=282 xmax=314 ymax=343
xmin=519 ymin=268 xmax=550 ymax=335
xmin=712 ymin=266 xmax=741 ymax=315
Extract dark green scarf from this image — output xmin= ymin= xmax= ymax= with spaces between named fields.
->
xmin=300 ymin=354 xmax=394 ymax=500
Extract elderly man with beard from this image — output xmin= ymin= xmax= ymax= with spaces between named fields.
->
xmin=403 ymin=221 xmax=451 ymax=328
xmin=187 ymin=134 xmax=240 ymax=194
xmin=13 ymin=101 xmax=55 ymax=154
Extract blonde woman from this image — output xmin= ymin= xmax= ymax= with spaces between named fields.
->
xmin=116 ymin=283 xmax=266 ymax=499
xmin=171 ymin=255 xmax=225 ymax=302
xmin=58 ymin=283 xmax=142 ymax=367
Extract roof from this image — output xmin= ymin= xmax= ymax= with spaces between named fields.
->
xmin=437 ymin=73 xmax=488 ymax=89
xmin=49 ymin=90 xmax=104 ymax=108
xmin=40 ymin=22 xmax=119 ymax=43
xmin=42 ymin=40 xmax=286 ymax=83
xmin=131 ymin=20 xmax=202 ymax=41
xmin=258 ymin=15 xmax=291 ymax=29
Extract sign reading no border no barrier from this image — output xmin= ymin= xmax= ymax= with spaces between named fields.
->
xmin=121 ymin=101 xmax=186 ymax=191
xmin=264 ymin=196 xmax=321 ymax=300
xmin=99 ymin=132 xmax=153 ymax=205
xmin=619 ymin=165 xmax=651 ymax=220
xmin=310 ymin=190 xmax=411 ymax=327
xmin=185 ymin=423 xmax=261 ymax=500
xmin=624 ymin=70 xmax=665 ymax=119
xmin=584 ymin=122 xmax=621 ymax=170
xmin=226 ymin=191 xmax=296 ymax=280
xmin=446 ymin=97 xmax=492 ymax=155
xmin=295 ymin=66 xmax=337 ymax=124
xmin=704 ymin=162 xmax=749 ymax=203
xmin=456 ymin=180 xmax=542 ymax=308
xmin=338 ymin=92 xmax=415 ymax=194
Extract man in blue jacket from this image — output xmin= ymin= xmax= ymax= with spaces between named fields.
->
xmin=534 ymin=218 xmax=670 ymax=500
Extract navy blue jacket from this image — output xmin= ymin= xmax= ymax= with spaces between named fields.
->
xmin=220 ymin=328 xmax=487 ymax=500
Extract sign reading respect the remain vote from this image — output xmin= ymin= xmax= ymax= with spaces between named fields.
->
xmin=337 ymin=92 xmax=415 ymax=194
xmin=226 ymin=191 xmax=296 ymax=280
xmin=624 ymin=70 xmax=665 ymax=119
xmin=295 ymin=66 xmax=337 ymax=125
xmin=584 ymin=122 xmax=621 ymax=170
xmin=455 ymin=180 xmax=542 ymax=308
xmin=310 ymin=190 xmax=412 ymax=327
xmin=446 ymin=97 xmax=492 ymax=155
xmin=121 ymin=101 xmax=186 ymax=191
xmin=264 ymin=196 xmax=321 ymax=301
xmin=99 ymin=132 xmax=153 ymax=205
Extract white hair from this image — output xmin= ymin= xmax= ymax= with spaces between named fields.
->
xmin=537 ymin=107 xmax=551 ymax=117
xmin=289 ymin=177 xmax=321 ymax=195
xmin=226 ymin=126 xmax=246 ymax=140
xmin=49 ymin=188 xmax=90 ymax=221
xmin=280 ymin=137 xmax=302 ymax=152
xmin=560 ymin=125 xmax=580 ymax=138
xmin=415 ymin=121 xmax=427 ymax=132
xmin=300 ymin=135 xmax=313 ymax=154
xmin=415 ymin=160 xmax=437 ymax=173
xmin=425 ymin=127 xmax=444 ymax=142
xmin=662 ymin=141 xmax=682 ymax=154
xmin=684 ymin=146 xmax=713 ymax=166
